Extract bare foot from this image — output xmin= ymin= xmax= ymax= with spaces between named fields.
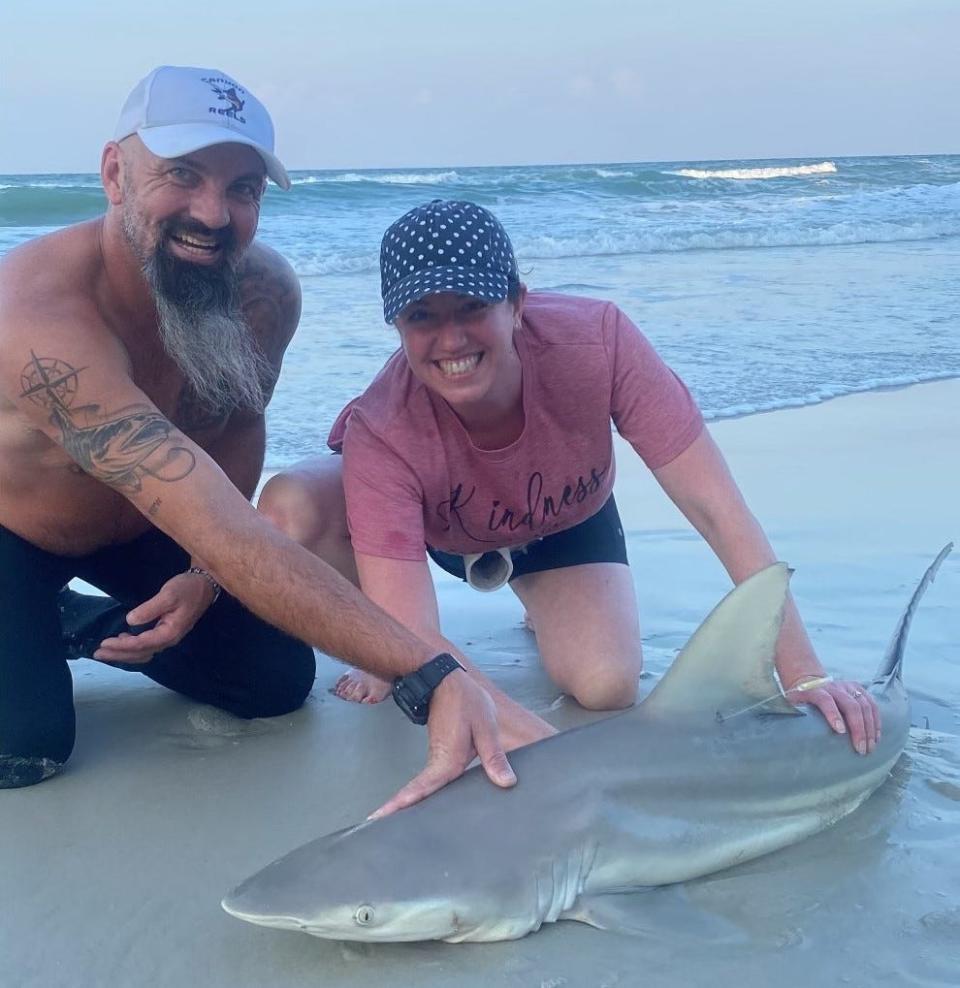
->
xmin=333 ymin=669 xmax=392 ymax=704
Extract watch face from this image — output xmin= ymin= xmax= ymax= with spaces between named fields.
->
xmin=392 ymin=656 xmax=462 ymax=726
xmin=393 ymin=679 xmax=430 ymax=725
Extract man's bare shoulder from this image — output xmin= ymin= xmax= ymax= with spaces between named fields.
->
xmin=238 ymin=241 xmax=302 ymax=355
xmin=0 ymin=221 xmax=130 ymax=404
xmin=0 ymin=222 xmax=114 ymax=363
xmin=0 ymin=221 xmax=104 ymax=315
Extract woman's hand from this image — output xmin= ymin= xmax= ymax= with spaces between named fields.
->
xmin=786 ymin=677 xmax=881 ymax=755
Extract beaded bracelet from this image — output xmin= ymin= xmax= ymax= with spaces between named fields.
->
xmin=187 ymin=566 xmax=222 ymax=604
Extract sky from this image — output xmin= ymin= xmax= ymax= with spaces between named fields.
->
xmin=1 ymin=0 xmax=958 ymax=174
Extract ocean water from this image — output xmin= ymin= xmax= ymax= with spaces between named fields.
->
xmin=2 ymin=155 xmax=958 ymax=469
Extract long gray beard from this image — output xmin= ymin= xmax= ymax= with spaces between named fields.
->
xmin=140 ymin=241 xmax=270 ymax=417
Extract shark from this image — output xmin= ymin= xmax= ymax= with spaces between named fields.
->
xmin=222 ymin=546 xmax=952 ymax=943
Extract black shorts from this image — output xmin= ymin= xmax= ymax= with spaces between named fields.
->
xmin=427 ymin=494 xmax=628 ymax=583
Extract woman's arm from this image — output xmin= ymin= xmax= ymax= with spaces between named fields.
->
xmin=650 ymin=428 xmax=880 ymax=754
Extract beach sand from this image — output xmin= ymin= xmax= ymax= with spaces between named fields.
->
xmin=4 ymin=379 xmax=958 ymax=987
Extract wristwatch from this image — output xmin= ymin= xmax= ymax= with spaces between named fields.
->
xmin=392 ymin=653 xmax=464 ymax=725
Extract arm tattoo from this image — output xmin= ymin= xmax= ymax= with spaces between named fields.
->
xmin=19 ymin=351 xmax=196 ymax=494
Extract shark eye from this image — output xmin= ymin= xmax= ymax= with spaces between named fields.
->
xmin=354 ymin=904 xmax=375 ymax=926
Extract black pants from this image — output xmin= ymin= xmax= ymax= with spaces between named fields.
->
xmin=0 ymin=524 xmax=315 ymax=788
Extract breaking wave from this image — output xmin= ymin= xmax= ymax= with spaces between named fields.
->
xmin=670 ymin=161 xmax=838 ymax=180
xmin=291 ymin=170 xmax=460 ymax=186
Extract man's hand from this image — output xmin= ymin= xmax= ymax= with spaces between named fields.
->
xmin=369 ymin=671 xmax=517 ymax=819
xmin=93 ymin=571 xmax=216 ymax=664
xmin=492 ymin=694 xmax=557 ymax=752
xmin=787 ymin=678 xmax=881 ymax=756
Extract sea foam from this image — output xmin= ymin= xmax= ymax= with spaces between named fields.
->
xmin=291 ymin=170 xmax=459 ymax=186
xmin=670 ymin=162 xmax=838 ymax=180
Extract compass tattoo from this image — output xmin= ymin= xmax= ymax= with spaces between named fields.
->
xmin=19 ymin=351 xmax=196 ymax=493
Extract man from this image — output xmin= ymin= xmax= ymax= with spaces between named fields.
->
xmin=0 ymin=65 xmax=551 ymax=806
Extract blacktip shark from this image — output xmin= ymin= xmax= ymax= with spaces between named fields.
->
xmin=222 ymin=546 xmax=952 ymax=943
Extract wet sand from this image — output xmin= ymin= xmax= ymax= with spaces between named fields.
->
xmin=3 ymin=379 xmax=958 ymax=987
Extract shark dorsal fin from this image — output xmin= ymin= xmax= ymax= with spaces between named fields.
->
xmin=642 ymin=563 xmax=799 ymax=721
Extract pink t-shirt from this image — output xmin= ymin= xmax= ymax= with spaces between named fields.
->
xmin=327 ymin=292 xmax=703 ymax=560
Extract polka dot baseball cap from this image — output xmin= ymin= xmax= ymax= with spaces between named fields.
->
xmin=380 ymin=200 xmax=519 ymax=323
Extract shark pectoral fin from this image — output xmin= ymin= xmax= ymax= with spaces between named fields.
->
xmin=562 ymin=888 xmax=746 ymax=944
xmin=642 ymin=563 xmax=797 ymax=721
xmin=560 ymin=890 xmax=657 ymax=934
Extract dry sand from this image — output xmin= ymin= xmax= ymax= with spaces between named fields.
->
xmin=3 ymin=380 xmax=958 ymax=987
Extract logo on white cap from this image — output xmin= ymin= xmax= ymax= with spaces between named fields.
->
xmin=114 ymin=66 xmax=291 ymax=190
xmin=205 ymin=78 xmax=247 ymax=123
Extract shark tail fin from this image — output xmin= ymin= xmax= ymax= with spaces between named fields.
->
xmin=643 ymin=562 xmax=799 ymax=722
xmin=872 ymin=543 xmax=953 ymax=692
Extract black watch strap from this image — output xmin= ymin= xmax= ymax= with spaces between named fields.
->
xmin=392 ymin=653 xmax=464 ymax=725
xmin=417 ymin=652 xmax=462 ymax=689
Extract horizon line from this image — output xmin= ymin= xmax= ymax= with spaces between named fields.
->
xmin=2 ymin=150 xmax=958 ymax=179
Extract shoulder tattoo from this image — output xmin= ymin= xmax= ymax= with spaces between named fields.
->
xmin=239 ymin=254 xmax=298 ymax=357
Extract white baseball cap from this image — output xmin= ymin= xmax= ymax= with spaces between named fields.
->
xmin=114 ymin=66 xmax=291 ymax=190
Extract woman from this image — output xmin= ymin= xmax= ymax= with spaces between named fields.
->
xmin=259 ymin=199 xmax=879 ymax=752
